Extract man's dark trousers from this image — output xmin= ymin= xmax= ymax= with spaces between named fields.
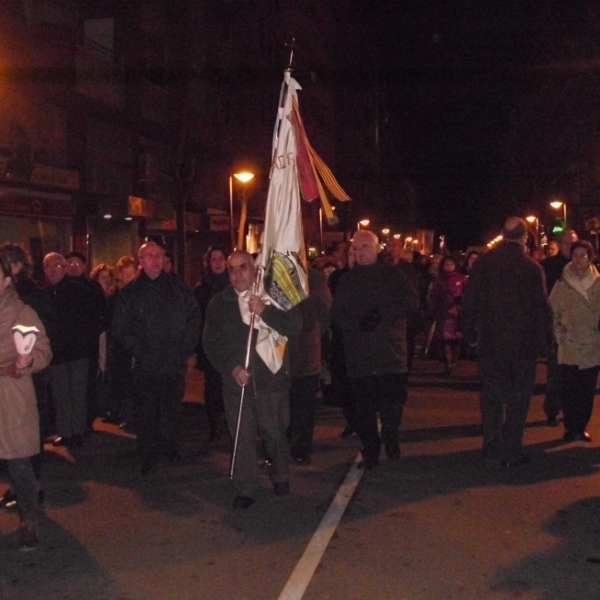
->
xmin=133 ymin=372 xmax=186 ymax=461
xmin=350 ymin=373 xmax=407 ymax=461
xmin=479 ymin=357 xmax=536 ymax=462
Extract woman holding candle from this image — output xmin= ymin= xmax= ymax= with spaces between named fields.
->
xmin=0 ymin=255 xmax=52 ymax=550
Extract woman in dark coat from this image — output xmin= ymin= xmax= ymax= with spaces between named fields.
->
xmin=428 ymin=256 xmax=467 ymax=374
xmin=193 ymin=245 xmax=230 ymax=441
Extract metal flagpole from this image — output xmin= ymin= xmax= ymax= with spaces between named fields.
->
xmin=230 ymin=267 xmax=262 ymax=479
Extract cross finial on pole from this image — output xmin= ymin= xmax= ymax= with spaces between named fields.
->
xmin=285 ymin=37 xmax=296 ymax=69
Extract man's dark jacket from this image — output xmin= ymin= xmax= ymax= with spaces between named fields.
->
xmin=41 ymin=276 xmax=99 ymax=365
xmin=330 ymin=260 xmax=419 ymax=377
xmin=461 ymin=241 xmax=552 ymax=360
xmin=202 ymin=285 xmax=302 ymax=398
xmin=111 ymin=271 xmax=201 ymax=377
xmin=541 ymin=252 xmax=570 ymax=294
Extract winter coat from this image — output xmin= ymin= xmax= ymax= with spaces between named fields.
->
xmin=428 ymin=270 xmax=467 ymax=341
xmin=203 ymin=285 xmax=302 ymax=398
xmin=111 ymin=271 xmax=201 ymax=378
xmin=461 ymin=240 xmax=552 ymax=361
xmin=0 ymin=286 xmax=52 ymax=459
xmin=288 ymin=267 xmax=332 ymax=378
xmin=193 ymin=270 xmax=230 ymax=370
xmin=330 ymin=259 xmax=419 ymax=377
xmin=549 ymin=262 xmax=600 ymax=369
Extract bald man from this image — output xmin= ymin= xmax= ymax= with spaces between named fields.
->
xmin=112 ymin=242 xmax=201 ymax=474
xmin=330 ymin=230 xmax=419 ymax=469
xmin=462 ymin=217 xmax=552 ymax=467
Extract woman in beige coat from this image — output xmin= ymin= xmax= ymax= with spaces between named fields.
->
xmin=549 ymin=241 xmax=600 ymax=443
xmin=0 ymin=255 xmax=52 ymax=550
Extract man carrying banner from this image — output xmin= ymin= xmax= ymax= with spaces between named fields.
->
xmin=203 ymin=250 xmax=301 ymax=509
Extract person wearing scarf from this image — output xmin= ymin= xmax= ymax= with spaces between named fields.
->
xmin=549 ymin=240 xmax=600 ymax=443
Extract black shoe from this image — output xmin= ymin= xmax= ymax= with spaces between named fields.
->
xmin=385 ymin=443 xmax=400 ymax=460
xmin=546 ymin=415 xmax=559 ymax=427
xmin=52 ymin=436 xmax=71 ymax=447
xmin=140 ymin=458 xmax=157 ymax=476
xmin=165 ymin=450 xmax=182 ymax=463
xmin=340 ymin=425 xmax=355 ymax=439
xmin=0 ymin=489 xmax=17 ymax=509
xmin=501 ymin=455 xmax=530 ymax=468
xmin=357 ymin=458 xmax=379 ymax=470
xmin=232 ymin=495 xmax=255 ymax=510
xmin=103 ymin=412 xmax=124 ymax=425
xmin=273 ymin=481 xmax=290 ymax=497
xmin=563 ymin=430 xmax=578 ymax=443
xmin=293 ymin=455 xmax=311 ymax=466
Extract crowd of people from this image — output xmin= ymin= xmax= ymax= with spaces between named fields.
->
xmin=1 ymin=218 xmax=599 ymax=550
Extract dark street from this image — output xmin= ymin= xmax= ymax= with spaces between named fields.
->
xmin=1 ymin=357 xmax=600 ymax=599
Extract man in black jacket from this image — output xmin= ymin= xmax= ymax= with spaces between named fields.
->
xmin=42 ymin=252 xmax=97 ymax=447
xmin=112 ymin=242 xmax=201 ymax=474
xmin=462 ymin=217 xmax=552 ymax=467
xmin=330 ymin=230 xmax=419 ymax=469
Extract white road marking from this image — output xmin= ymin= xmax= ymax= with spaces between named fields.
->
xmin=277 ymin=453 xmax=364 ymax=600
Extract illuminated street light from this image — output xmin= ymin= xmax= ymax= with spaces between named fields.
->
xmin=357 ymin=218 xmax=370 ymax=230
xmin=229 ymin=171 xmax=254 ymax=250
xmin=550 ymin=200 xmax=567 ymax=231
xmin=393 ymin=233 xmax=401 ymax=240
xmin=381 ymin=228 xmax=390 ymax=236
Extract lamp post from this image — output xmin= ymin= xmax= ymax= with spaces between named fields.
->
xmin=357 ymin=218 xmax=370 ymax=231
xmin=319 ymin=207 xmax=323 ymax=252
xmin=525 ymin=215 xmax=539 ymax=248
xmin=550 ymin=200 xmax=567 ymax=232
xmin=229 ymin=171 xmax=254 ymax=250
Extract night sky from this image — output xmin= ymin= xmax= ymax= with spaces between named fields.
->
xmin=356 ymin=1 xmax=600 ymax=250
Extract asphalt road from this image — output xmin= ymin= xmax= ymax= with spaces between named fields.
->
xmin=1 ymin=358 xmax=600 ymax=600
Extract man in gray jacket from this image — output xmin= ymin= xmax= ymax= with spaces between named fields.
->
xmin=461 ymin=217 xmax=552 ymax=467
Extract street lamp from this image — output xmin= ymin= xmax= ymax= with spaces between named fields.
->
xmin=550 ymin=200 xmax=567 ymax=231
xmin=357 ymin=218 xmax=370 ymax=230
xmin=229 ymin=171 xmax=254 ymax=250
xmin=525 ymin=215 xmax=539 ymax=248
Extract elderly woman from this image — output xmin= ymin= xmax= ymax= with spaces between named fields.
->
xmin=549 ymin=240 xmax=600 ymax=443
xmin=0 ymin=255 xmax=52 ymax=550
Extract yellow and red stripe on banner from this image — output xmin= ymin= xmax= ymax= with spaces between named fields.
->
xmin=292 ymin=97 xmax=350 ymax=226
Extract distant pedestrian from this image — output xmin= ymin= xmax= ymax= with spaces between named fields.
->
xmin=287 ymin=267 xmax=331 ymax=465
xmin=193 ymin=245 xmax=229 ymax=442
xmin=549 ymin=241 xmax=600 ymax=443
xmin=541 ymin=230 xmax=578 ymax=426
xmin=428 ymin=256 xmax=467 ymax=375
xmin=462 ymin=217 xmax=552 ymax=467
